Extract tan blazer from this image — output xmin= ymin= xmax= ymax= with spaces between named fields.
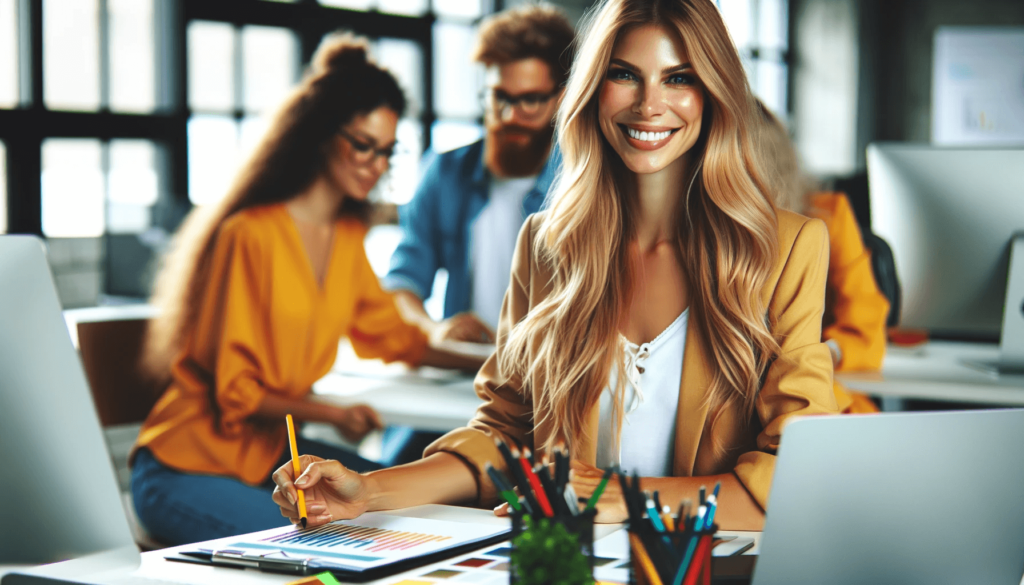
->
xmin=425 ymin=209 xmax=838 ymax=510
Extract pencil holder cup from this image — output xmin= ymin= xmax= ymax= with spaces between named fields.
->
xmin=628 ymin=522 xmax=718 ymax=585
xmin=508 ymin=509 xmax=597 ymax=585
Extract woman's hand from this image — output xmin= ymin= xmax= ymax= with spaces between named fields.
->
xmin=331 ymin=404 xmax=383 ymax=443
xmin=271 ymin=455 xmax=375 ymax=527
xmin=433 ymin=312 xmax=495 ymax=344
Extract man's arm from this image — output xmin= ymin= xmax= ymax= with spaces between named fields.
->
xmin=394 ymin=290 xmax=496 ymax=344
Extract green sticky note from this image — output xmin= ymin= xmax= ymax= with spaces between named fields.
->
xmin=316 ymin=571 xmax=342 ymax=585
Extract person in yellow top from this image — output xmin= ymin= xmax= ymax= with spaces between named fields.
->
xmin=806 ymin=193 xmax=890 ymax=412
xmin=270 ymin=0 xmax=837 ymax=532
xmin=131 ymin=35 xmax=480 ymax=546
xmin=756 ymin=102 xmax=889 ymax=413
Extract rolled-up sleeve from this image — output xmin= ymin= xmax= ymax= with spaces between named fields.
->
xmin=424 ymin=215 xmax=538 ymax=506
xmin=200 ymin=224 xmax=271 ymax=437
xmin=733 ymin=218 xmax=839 ymax=508
xmin=349 ymin=245 xmax=429 ymax=366
xmin=382 ymin=153 xmax=443 ymax=300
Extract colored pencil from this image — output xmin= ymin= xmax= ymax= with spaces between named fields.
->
xmin=630 ymin=533 xmax=665 ymax=585
xmin=585 ymin=467 xmax=615 ymax=511
xmin=520 ymin=455 xmax=554 ymax=517
xmin=485 ymin=463 xmax=521 ymax=512
xmin=285 ymin=414 xmax=308 ymax=528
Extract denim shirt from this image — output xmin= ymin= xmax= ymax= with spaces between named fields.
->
xmin=382 ymin=139 xmax=560 ymax=318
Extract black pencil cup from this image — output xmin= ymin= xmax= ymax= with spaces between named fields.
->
xmin=508 ymin=509 xmax=597 ymax=585
xmin=628 ymin=522 xmax=718 ymax=585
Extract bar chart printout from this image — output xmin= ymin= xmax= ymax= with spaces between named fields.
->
xmin=228 ymin=513 xmax=510 ymax=570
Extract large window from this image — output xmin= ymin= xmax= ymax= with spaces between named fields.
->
xmin=41 ymin=139 xmax=105 ymax=238
xmin=720 ymin=0 xmax=790 ymax=116
xmin=0 ymin=0 xmax=18 ymax=108
xmin=431 ymin=14 xmax=485 ymax=154
xmin=40 ymin=139 xmax=163 ymax=238
xmin=1 ymin=0 xmax=463 ymax=306
xmin=186 ymin=22 xmax=300 ymax=206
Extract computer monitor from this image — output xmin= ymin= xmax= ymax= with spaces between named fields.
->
xmin=0 ymin=236 xmax=137 ymax=565
xmin=867 ymin=144 xmax=1024 ymax=341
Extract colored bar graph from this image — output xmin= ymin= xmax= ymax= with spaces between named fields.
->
xmin=261 ymin=522 xmax=453 ymax=554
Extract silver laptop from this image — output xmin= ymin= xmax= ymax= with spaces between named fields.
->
xmin=754 ymin=410 xmax=1024 ymax=585
xmin=0 ymin=236 xmax=141 ymax=580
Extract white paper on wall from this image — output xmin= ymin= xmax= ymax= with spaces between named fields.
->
xmin=932 ymin=27 xmax=1024 ymax=146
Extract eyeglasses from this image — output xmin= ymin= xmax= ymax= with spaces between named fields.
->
xmin=481 ymin=88 xmax=560 ymax=121
xmin=338 ymin=128 xmax=400 ymax=166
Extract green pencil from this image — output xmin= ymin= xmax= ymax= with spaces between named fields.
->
xmin=500 ymin=490 xmax=523 ymax=512
xmin=584 ymin=467 xmax=615 ymax=511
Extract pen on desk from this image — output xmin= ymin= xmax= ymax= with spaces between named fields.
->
xmin=285 ymin=414 xmax=308 ymax=528
xmin=584 ymin=467 xmax=615 ymax=512
xmin=698 ymin=485 xmax=706 ymax=507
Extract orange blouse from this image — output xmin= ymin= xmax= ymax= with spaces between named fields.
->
xmin=806 ymin=192 xmax=889 ymax=413
xmin=135 ymin=204 xmax=427 ymax=485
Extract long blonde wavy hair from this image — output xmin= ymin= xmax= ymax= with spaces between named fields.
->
xmin=501 ymin=0 xmax=782 ymax=456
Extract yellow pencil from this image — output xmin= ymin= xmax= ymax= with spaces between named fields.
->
xmin=285 ymin=414 xmax=308 ymax=528
xmin=630 ymin=533 xmax=664 ymax=585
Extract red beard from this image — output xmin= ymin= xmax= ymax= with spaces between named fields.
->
xmin=483 ymin=123 xmax=554 ymax=178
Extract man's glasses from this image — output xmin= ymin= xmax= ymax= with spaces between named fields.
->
xmin=338 ymin=129 xmax=400 ymax=166
xmin=481 ymin=88 xmax=560 ymax=121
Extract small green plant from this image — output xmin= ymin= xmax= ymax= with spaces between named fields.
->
xmin=510 ymin=515 xmax=593 ymax=585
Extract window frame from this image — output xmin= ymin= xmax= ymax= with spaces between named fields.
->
xmin=0 ymin=0 xmax=440 ymax=237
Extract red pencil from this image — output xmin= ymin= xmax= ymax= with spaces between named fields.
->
xmin=520 ymin=449 xmax=554 ymax=517
xmin=681 ymin=534 xmax=713 ymax=585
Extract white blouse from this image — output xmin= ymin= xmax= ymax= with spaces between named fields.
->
xmin=596 ymin=309 xmax=689 ymax=477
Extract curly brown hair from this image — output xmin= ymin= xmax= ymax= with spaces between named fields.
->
xmin=142 ymin=33 xmax=405 ymax=381
xmin=473 ymin=4 xmax=576 ymax=87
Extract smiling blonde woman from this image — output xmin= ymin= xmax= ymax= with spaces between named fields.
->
xmin=271 ymin=0 xmax=838 ymax=531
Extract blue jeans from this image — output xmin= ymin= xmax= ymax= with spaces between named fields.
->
xmin=131 ymin=438 xmax=382 ymax=546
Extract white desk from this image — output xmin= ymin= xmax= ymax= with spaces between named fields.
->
xmin=314 ymin=352 xmax=481 ymax=433
xmin=5 ymin=505 xmax=759 ymax=584
xmin=836 ymin=340 xmax=1024 ymax=407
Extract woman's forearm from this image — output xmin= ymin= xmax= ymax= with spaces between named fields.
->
xmin=418 ymin=345 xmax=486 ymax=372
xmin=364 ymin=452 xmax=478 ymax=511
xmin=255 ymin=393 xmax=341 ymax=425
xmin=642 ymin=473 xmax=764 ymax=531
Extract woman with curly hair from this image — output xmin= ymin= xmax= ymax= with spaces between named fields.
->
xmin=131 ymin=34 xmax=478 ymax=545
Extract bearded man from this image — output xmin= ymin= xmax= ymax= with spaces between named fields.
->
xmin=383 ymin=5 xmax=575 ymax=343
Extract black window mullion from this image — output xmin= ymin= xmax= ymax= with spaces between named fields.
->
xmin=6 ymin=0 xmax=43 ymax=235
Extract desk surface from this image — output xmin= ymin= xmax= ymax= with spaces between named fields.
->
xmin=4 ymin=505 xmax=762 ymax=585
xmin=314 ymin=343 xmax=481 ymax=433
xmin=836 ymin=340 xmax=1024 ymax=406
